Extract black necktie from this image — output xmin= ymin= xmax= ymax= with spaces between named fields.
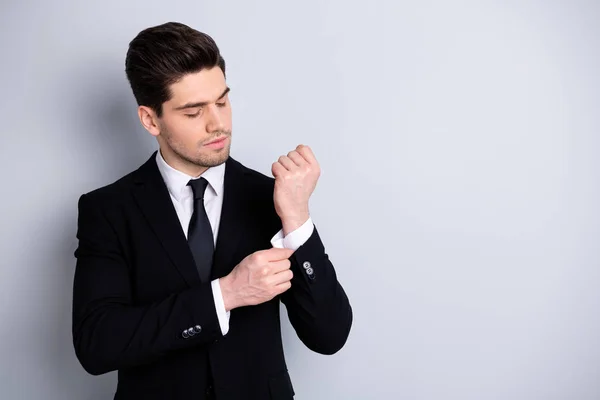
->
xmin=187 ymin=178 xmax=214 ymax=282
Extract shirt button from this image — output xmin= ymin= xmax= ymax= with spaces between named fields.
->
xmin=302 ymin=261 xmax=311 ymax=270
xmin=305 ymin=267 xmax=314 ymax=275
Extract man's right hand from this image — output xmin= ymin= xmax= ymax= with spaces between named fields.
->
xmin=219 ymin=248 xmax=295 ymax=311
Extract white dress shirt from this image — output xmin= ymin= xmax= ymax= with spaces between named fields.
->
xmin=155 ymin=150 xmax=314 ymax=335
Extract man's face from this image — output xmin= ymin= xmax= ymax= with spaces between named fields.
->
xmin=156 ymin=67 xmax=232 ymax=170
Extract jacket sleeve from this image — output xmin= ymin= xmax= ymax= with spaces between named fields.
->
xmin=72 ymin=193 xmax=222 ymax=376
xmin=280 ymin=227 xmax=353 ymax=354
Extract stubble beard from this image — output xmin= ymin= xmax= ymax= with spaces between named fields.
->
xmin=163 ymin=127 xmax=232 ymax=169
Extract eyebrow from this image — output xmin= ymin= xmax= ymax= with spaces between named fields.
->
xmin=174 ymin=87 xmax=230 ymax=111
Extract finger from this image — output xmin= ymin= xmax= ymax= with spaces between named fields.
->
xmin=274 ymin=281 xmax=292 ymax=294
xmin=269 ymin=258 xmax=291 ymax=274
xmin=287 ymin=150 xmax=307 ymax=167
xmin=270 ymin=269 xmax=293 ymax=285
xmin=297 ymin=145 xmax=317 ymax=165
xmin=271 ymin=161 xmax=286 ymax=178
xmin=257 ymin=247 xmax=294 ymax=261
xmin=277 ymin=155 xmax=296 ymax=171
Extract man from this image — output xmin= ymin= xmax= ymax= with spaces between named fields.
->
xmin=72 ymin=22 xmax=352 ymax=400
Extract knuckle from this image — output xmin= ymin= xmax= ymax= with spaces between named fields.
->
xmin=249 ymin=254 xmax=259 ymax=265
xmin=261 ymin=277 xmax=271 ymax=288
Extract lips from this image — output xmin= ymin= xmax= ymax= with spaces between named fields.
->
xmin=204 ymin=136 xmax=229 ymax=149
xmin=205 ymin=137 xmax=227 ymax=145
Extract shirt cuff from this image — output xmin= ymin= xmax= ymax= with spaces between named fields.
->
xmin=211 ymin=279 xmax=230 ymax=335
xmin=270 ymin=217 xmax=314 ymax=251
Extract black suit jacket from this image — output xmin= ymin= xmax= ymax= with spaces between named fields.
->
xmin=72 ymin=152 xmax=353 ymax=400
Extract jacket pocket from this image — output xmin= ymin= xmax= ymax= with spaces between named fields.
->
xmin=268 ymin=369 xmax=295 ymax=399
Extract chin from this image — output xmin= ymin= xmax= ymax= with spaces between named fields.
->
xmin=202 ymin=149 xmax=230 ymax=167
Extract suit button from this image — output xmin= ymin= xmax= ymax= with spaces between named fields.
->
xmin=305 ymin=267 xmax=314 ymax=275
xmin=182 ymin=330 xmax=189 ymax=339
xmin=206 ymin=384 xmax=214 ymax=396
xmin=302 ymin=261 xmax=311 ymax=270
xmin=187 ymin=328 xmax=196 ymax=337
xmin=194 ymin=325 xmax=202 ymax=334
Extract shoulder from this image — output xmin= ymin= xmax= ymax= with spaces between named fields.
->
xmin=79 ymin=164 xmax=138 ymax=209
xmin=228 ymin=156 xmax=275 ymax=191
xmin=78 ymin=152 xmax=159 ymax=209
xmin=228 ymin=157 xmax=278 ymax=222
xmin=77 ymin=171 xmax=136 ymax=211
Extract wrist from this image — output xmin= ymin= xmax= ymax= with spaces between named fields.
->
xmin=281 ymin=213 xmax=309 ymax=235
xmin=219 ymin=274 xmax=238 ymax=312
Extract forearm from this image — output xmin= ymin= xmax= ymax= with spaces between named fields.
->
xmin=281 ymin=228 xmax=353 ymax=355
xmin=73 ymin=281 xmax=222 ymax=375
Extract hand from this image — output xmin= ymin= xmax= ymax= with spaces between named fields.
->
xmin=271 ymin=145 xmax=321 ymax=234
xmin=220 ymin=248 xmax=295 ymax=311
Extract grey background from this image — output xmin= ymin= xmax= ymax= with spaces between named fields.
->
xmin=1 ymin=1 xmax=599 ymax=399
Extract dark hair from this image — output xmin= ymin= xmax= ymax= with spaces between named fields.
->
xmin=125 ymin=22 xmax=226 ymax=117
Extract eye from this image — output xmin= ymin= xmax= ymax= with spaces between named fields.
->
xmin=185 ymin=111 xmax=201 ymax=118
xmin=216 ymin=101 xmax=227 ymax=108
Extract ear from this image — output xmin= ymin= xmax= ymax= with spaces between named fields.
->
xmin=138 ymin=105 xmax=161 ymax=137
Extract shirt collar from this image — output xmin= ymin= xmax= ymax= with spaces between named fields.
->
xmin=155 ymin=149 xmax=225 ymax=202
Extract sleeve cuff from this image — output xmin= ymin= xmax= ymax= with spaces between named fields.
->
xmin=271 ymin=217 xmax=314 ymax=251
xmin=211 ymin=279 xmax=230 ymax=335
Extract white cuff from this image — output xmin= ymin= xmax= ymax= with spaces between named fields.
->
xmin=270 ymin=217 xmax=314 ymax=251
xmin=211 ymin=279 xmax=230 ymax=335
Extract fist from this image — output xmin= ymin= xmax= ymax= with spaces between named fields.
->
xmin=220 ymin=248 xmax=295 ymax=311
xmin=271 ymin=145 xmax=321 ymax=234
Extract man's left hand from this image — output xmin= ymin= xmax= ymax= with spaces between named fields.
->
xmin=271 ymin=144 xmax=320 ymax=235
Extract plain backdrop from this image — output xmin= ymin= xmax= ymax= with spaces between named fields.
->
xmin=1 ymin=1 xmax=599 ymax=399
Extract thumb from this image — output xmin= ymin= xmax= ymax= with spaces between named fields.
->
xmin=260 ymin=247 xmax=295 ymax=261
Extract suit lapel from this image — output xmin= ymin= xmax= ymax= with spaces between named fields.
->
xmin=211 ymin=157 xmax=252 ymax=279
xmin=131 ymin=152 xmax=201 ymax=287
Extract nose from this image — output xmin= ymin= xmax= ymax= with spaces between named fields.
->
xmin=205 ymin=104 xmax=225 ymax=133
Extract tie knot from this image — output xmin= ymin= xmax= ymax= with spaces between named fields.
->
xmin=188 ymin=177 xmax=209 ymax=200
